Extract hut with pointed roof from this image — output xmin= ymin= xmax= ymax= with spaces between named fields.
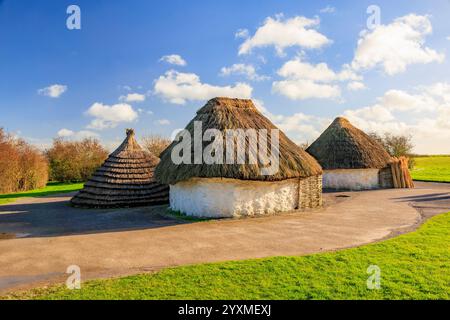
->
xmin=71 ymin=129 xmax=169 ymax=208
xmin=155 ymin=97 xmax=323 ymax=218
xmin=306 ymin=117 xmax=395 ymax=190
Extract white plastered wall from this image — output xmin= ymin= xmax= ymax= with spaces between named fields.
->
xmin=323 ymin=169 xmax=380 ymax=190
xmin=169 ymin=177 xmax=299 ymax=218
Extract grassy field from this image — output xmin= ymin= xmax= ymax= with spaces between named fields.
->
xmin=6 ymin=211 xmax=450 ymax=300
xmin=411 ymin=156 xmax=450 ymax=183
xmin=0 ymin=182 xmax=84 ymax=205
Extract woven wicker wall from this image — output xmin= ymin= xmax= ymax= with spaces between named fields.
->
xmin=298 ymin=174 xmax=323 ymax=209
xmin=378 ymin=167 xmax=394 ymax=189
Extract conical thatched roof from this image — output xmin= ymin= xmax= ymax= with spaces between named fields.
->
xmin=306 ymin=117 xmax=392 ymax=170
xmin=71 ymin=129 xmax=169 ymax=208
xmin=155 ymin=97 xmax=322 ymax=185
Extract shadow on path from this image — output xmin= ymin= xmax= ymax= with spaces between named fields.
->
xmin=0 ymin=196 xmax=184 ymax=238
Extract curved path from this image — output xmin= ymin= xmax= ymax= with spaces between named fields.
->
xmin=0 ymin=182 xmax=449 ymax=293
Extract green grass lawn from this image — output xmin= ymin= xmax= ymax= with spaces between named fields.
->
xmin=411 ymin=156 xmax=450 ymax=183
xmin=7 ymin=212 xmax=450 ymax=300
xmin=0 ymin=182 xmax=84 ymax=205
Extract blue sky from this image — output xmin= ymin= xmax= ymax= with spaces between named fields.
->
xmin=1 ymin=0 xmax=450 ymax=153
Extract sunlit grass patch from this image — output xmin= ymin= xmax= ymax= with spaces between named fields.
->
xmin=0 ymin=182 xmax=84 ymax=205
xmin=411 ymin=156 xmax=450 ymax=183
xmin=6 ymin=212 xmax=450 ymax=300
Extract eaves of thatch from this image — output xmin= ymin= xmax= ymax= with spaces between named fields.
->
xmin=155 ymin=97 xmax=323 ymax=185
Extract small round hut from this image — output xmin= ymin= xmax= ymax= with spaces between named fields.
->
xmin=306 ymin=117 xmax=393 ymax=190
xmin=71 ymin=129 xmax=169 ymax=208
xmin=155 ymin=97 xmax=323 ymax=218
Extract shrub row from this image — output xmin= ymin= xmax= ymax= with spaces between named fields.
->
xmin=0 ymin=128 xmax=48 ymax=193
xmin=46 ymin=138 xmax=109 ymax=182
xmin=0 ymin=129 xmax=173 ymax=194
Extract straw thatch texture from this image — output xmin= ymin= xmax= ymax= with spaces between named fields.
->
xmin=298 ymin=175 xmax=322 ymax=209
xmin=71 ymin=129 xmax=169 ymax=208
xmin=306 ymin=117 xmax=392 ymax=170
xmin=155 ymin=97 xmax=322 ymax=185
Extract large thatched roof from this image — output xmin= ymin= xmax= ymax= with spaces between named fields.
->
xmin=71 ymin=129 xmax=169 ymax=208
xmin=155 ymin=97 xmax=322 ymax=185
xmin=306 ymin=117 xmax=392 ymax=170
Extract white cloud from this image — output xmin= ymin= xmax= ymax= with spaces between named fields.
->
xmin=85 ymin=102 xmax=138 ymax=130
xmin=235 ymin=28 xmax=249 ymax=39
xmin=238 ymin=14 xmax=331 ymax=55
xmin=352 ymin=14 xmax=445 ymax=75
xmin=156 ymin=119 xmax=170 ymax=125
xmin=57 ymin=128 xmax=99 ymax=140
xmin=344 ymin=105 xmax=395 ymax=122
xmin=38 ymin=84 xmax=67 ymax=98
xmin=220 ymin=63 xmax=269 ymax=81
xmin=378 ymin=89 xmax=437 ymax=113
xmin=272 ymin=79 xmax=341 ymax=100
xmin=275 ymin=112 xmax=331 ymax=143
xmin=277 ymin=59 xmax=335 ymax=81
xmin=153 ymin=70 xmax=252 ymax=105
xmin=57 ymin=128 xmax=74 ymax=137
xmin=254 ymin=99 xmax=330 ymax=144
xmin=159 ymin=54 xmax=187 ymax=66
xmin=261 ymin=82 xmax=450 ymax=153
xmin=319 ymin=6 xmax=335 ymax=14
xmin=347 ymin=81 xmax=366 ymax=91
xmin=119 ymin=93 xmax=146 ymax=103
xmin=272 ymin=58 xmax=361 ymax=100
xmin=447 ymin=36 xmax=450 ymax=41
xmin=343 ymin=82 xmax=450 ymax=154
xmin=277 ymin=59 xmax=361 ymax=82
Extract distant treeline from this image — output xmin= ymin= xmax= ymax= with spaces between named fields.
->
xmin=0 ymin=128 xmax=171 ymax=195
xmin=46 ymin=138 xmax=109 ymax=182
xmin=0 ymin=128 xmax=109 ymax=194
xmin=0 ymin=128 xmax=48 ymax=194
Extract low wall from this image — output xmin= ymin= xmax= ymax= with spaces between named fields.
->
xmin=323 ymin=169 xmax=380 ymax=190
xmin=170 ymin=176 xmax=322 ymax=218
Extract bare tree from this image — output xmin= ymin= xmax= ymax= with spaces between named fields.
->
xmin=297 ymin=142 xmax=310 ymax=150
xmin=141 ymin=134 xmax=171 ymax=158
xmin=368 ymin=132 xmax=415 ymax=168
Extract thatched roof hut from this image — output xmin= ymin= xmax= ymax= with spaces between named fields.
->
xmin=71 ymin=129 xmax=169 ymax=208
xmin=155 ymin=97 xmax=323 ymax=218
xmin=307 ymin=117 xmax=393 ymax=190
xmin=307 ymin=117 xmax=392 ymax=170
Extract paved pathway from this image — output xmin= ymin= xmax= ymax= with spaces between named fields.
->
xmin=0 ymin=182 xmax=449 ymax=293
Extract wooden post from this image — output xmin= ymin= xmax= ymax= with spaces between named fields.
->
xmin=390 ymin=158 xmax=399 ymax=188
xmin=393 ymin=158 xmax=402 ymax=188
xmin=403 ymin=157 xmax=414 ymax=188
xmin=399 ymin=159 xmax=407 ymax=188
xmin=402 ymin=158 xmax=409 ymax=188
